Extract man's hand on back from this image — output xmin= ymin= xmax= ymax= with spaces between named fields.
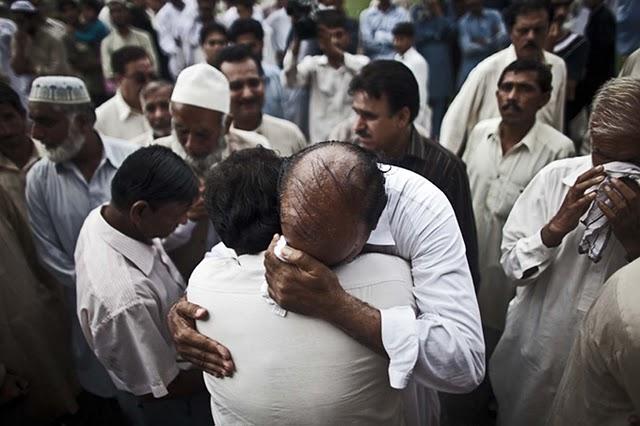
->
xmin=167 ymin=297 xmax=235 ymax=378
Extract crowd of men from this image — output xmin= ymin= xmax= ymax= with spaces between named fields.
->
xmin=1 ymin=0 xmax=640 ymax=425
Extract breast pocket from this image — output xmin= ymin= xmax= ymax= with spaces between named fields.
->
xmin=486 ymin=178 xmax=526 ymax=220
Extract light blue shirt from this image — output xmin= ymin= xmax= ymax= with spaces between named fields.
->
xmin=26 ymin=134 xmax=137 ymax=397
xmin=616 ymin=0 xmax=640 ymax=55
xmin=262 ymin=62 xmax=286 ymax=119
xmin=360 ymin=5 xmax=410 ymax=59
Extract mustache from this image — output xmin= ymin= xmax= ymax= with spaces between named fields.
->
xmin=501 ymin=101 xmax=522 ymax=112
xmin=524 ymin=41 xmax=538 ymax=49
xmin=355 ymin=128 xmax=371 ymax=138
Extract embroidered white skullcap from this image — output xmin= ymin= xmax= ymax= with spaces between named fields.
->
xmin=10 ymin=0 xmax=37 ymax=13
xmin=28 ymin=76 xmax=92 ymax=104
xmin=171 ymin=63 xmax=230 ymax=114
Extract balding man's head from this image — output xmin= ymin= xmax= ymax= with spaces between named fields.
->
xmin=279 ymin=142 xmax=387 ymax=266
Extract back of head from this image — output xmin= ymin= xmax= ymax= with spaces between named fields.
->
xmin=503 ymin=0 xmax=552 ymax=29
xmin=111 ymin=145 xmax=199 ymax=211
xmin=349 ymin=60 xmax=419 ymax=123
xmin=204 ymin=146 xmax=282 ymax=255
xmin=498 ymin=58 xmax=553 ymax=92
xmin=279 ymin=141 xmax=387 ymax=265
xmin=315 ymin=8 xmax=346 ymax=29
xmin=111 ymin=45 xmax=148 ymax=76
xmin=212 ymin=44 xmax=264 ymax=76
xmin=228 ymin=18 xmax=264 ymax=42
xmin=590 ymin=77 xmax=640 ymax=147
xmin=392 ymin=21 xmax=414 ymax=38
xmin=0 ymin=81 xmax=25 ymax=115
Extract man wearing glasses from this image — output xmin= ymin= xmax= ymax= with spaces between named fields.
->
xmin=95 ymin=46 xmax=157 ymax=141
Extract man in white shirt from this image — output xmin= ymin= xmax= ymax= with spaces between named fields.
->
xmin=188 ymin=147 xmax=411 ymax=424
xmin=154 ymin=0 xmax=197 ymax=79
xmin=95 ymin=46 xmax=154 ymax=141
xmin=283 ymin=9 xmax=369 ymax=142
xmin=392 ymin=21 xmax=431 ymax=134
xmin=463 ymin=59 xmax=574 ymax=341
xmin=213 ymin=44 xmax=307 ymax=156
xmin=490 ymin=77 xmax=640 ymax=426
xmin=174 ymin=0 xmax=219 ymax=71
xmin=619 ymin=46 xmax=640 ymax=77
xmin=169 ymin=142 xmax=485 ymax=425
xmin=440 ymin=0 xmax=567 ymax=155
xmin=131 ymin=80 xmax=173 ymax=146
xmin=76 ymin=145 xmax=212 ymax=425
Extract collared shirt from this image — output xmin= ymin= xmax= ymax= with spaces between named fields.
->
xmin=620 ymin=46 xmax=640 ymax=77
xmin=231 ymin=113 xmax=307 ymax=157
xmin=264 ymin=7 xmax=291 ymax=53
xmin=95 ymin=90 xmax=151 ymax=141
xmin=489 ymin=156 xmax=629 ymax=426
xmin=359 ymin=5 xmax=410 ymax=59
xmin=391 ymin=126 xmax=480 ymax=291
xmin=10 ymin=28 xmax=70 ymax=79
xmin=100 ymin=27 xmax=159 ymax=79
xmin=188 ymin=251 xmax=413 ymax=425
xmin=462 ymin=118 xmax=574 ymax=330
xmin=283 ymin=51 xmax=370 ymax=142
xmin=154 ymin=0 xmax=197 ymax=78
xmin=26 ymin=135 xmax=137 ymax=397
xmin=548 ymin=258 xmax=640 ymax=426
xmin=262 ymin=62 xmax=286 ymax=119
xmin=440 ymin=45 xmax=567 ymax=155
xmin=0 ymin=140 xmax=43 ymax=216
xmin=76 ymin=206 xmax=185 ymax=397
xmin=394 ymin=46 xmax=432 ymax=133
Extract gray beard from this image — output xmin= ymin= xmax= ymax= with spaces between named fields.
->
xmin=184 ymin=136 xmax=227 ymax=177
xmin=43 ymin=128 xmax=86 ymax=163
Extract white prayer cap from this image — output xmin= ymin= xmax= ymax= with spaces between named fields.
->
xmin=10 ymin=0 xmax=37 ymax=13
xmin=28 ymin=76 xmax=92 ymax=105
xmin=171 ymin=64 xmax=230 ymax=114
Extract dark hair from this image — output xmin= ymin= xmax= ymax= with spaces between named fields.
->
xmin=200 ymin=21 xmax=227 ymax=45
xmin=111 ymin=45 xmax=149 ymax=76
xmin=314 ymin=9 xmax=347 ymax=29
xmin=280 ymin=141 xmax=387 ymax=233
xmin=392 ymin=21 xmax=414 ymax=38
xmin=111 ymin=145 xmax=199 ymax=211
xmin=349 ymin=60 xmax=420 ymax=122
xmin=498 ymin=59 xmax=553 ymax=92
xmin=228 ymin=18 xmax=263 ymax=42
xmin=212 ymin=44 xmax=264 ymax=76
xmin=204 ymin=146 xmax=282 ymax=255
xmin=80 ymin=0 xmax=101 ymax=13
xmin=0 ymin=81 xmax=25 ymax=116
xmin=58 ymin=0 xmax=78 ymax=12
xmin=503 ymin=0 xmax=552 ymax=29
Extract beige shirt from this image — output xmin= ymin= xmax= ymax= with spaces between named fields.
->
xmin=283 ymin=50 xmax=370 ymax=143
xmin=548 ymin=258 xmax=640 ymax=426
xmin=100 ymin=27 xmax=159 ymax=79
xmin=462 ymin=118 xmax=574 ymax=330
xmin=0 ymin=140 xmax=43 ymax=216
xmin=440 ymin=45 xmax=567 ymax=155
xmin=619 ymin=47 xmax=640 ymax=77
xmin=95 ymin=90 xmax=150 ymax=141
xmin=10 ymin=28 xmax=70 ymax=76
xmin=231 ymin=114 xmax=307 ymax=157
xmin=188 ymin=251 xmax=415 ymax=425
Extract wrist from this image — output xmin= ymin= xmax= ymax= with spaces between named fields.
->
xmin=541 ymin=221 xmax=565 ymax=248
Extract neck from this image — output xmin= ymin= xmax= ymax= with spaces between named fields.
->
xmin=120 ymin=87 xmax=142 ymax=112
xmin=234 ymin=113 xmax=262 ymax=131
xmin=0 ymin=137 xmax=34 ymax=168
xmin=102 ymin=203 xmax=151 ymax=244
xmin=398 ymin=46 xmax=410 ymax=55
xmin=378 ymin=2 xmax=391 ymax=11
xmin=116 ymin=25 xmax=130 ymax=36
xmin=383 ymin=126 xmax=412 ymax=160
xmin=499 ymin=118 xmax=534 ymax=155
xmin=71 ymin=131 xmax=103 ymax=180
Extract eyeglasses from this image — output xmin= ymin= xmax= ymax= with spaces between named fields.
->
xmin=127 ymin=71 xmax=157 ymax=85
xmin=228 ymin=78 xmax=262 ymax=92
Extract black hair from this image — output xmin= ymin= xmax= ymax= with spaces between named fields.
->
xmin=503 ymin=0 xmax=552 ymax=29
xmin=111 ymin=145 xmax=199 ymax=211
xmin=212 ymin=44 xmax=264 ymax=76
xmin=314 ymin=9 xmax=347 ymax=29
xmin=58 ymin=0 xmax=78 ymax=12
xmin=80 ymin=0 xmax=101 ymax=13
xmin=200 ymin=21 xmax=227 ymax=45
xmin=0 ymin=81 xmax=26 ymax=116
xmin=498 ymin=58 xmax=553 ymax=92
xmin=204 ymin=146 xmax=283 ymax=255
xmin=111 ymin=45 xmax=148 ymax=76
xmin=349 ymin=60 xmax=420 ymax=122
xmin=392 ymin=21 xmax=414 ymax=38
xmin=228 ymin=18 xmax=263 ymax=42
xmin=279 ymin=141 xmax=387 ymax=233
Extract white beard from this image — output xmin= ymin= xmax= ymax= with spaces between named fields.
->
xmin=185 ymin=151 xmax=221 ymax=177
xmin=43 ymin=125 xmax=86 ymax=163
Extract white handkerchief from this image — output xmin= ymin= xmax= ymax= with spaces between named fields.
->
xmin=261 ymin=235 xmax=289 ymax=317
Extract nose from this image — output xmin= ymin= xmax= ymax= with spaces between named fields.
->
xmin=354 ymin=114 xmax=366 ymax=133
xmin=240 ymin=83 xmax=253 ymax=99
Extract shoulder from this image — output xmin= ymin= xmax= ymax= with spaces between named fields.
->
xmin=612 ymin=260 xmax=640 ymax=342
xmin=131 ymin=27 xmax=153 ymax=41
xmin=26 ymin=156 xmax=54 ymax=187
xmin=95 ymin=96 xmax=117 ymax=115
xmin=533 ymin=155 xmax=591 ymax=184
xmin=336 ymin=253 xmax=412 ymax=287
xmin=383 ymin=164 xmax=451 ymax=207
xmin=471 ymin=117 xmax=500 ymax=136
xmin=544 ymin=50 xmax=568 ymax=72
xmin=103 ymin=135 xmax=138 ymax=154
xmin=359 ymin=7 xmax=374 ymax=19
xmin=535 ymin=123 xmax=574 ymax=153
xmin=263 ymin=114 xmax=304 ymax=136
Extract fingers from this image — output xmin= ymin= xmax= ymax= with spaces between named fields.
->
xmin=573 ymin=174 xmax=606 ymax=195
xmin=575 ymin=165 xmax=605 ymax=185
xmin=176 ymin=298 xmax=208 ymax=321
xmin=610 ymin=178 xmax=639 ymax=202
xmin=179 ymin=345 xmax=234 ymax=378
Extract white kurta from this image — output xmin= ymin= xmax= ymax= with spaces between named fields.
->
xmin=440 ymin=45 xmax=567 ymax=154
xmin=231 ymin=114 xmax=308 ymax=157
xmin=490 ymin=155 xmax=629 ymax=426
xmin=394 ymin=46 xmax=432 ymax=134
xmin=619 ymin=47 xmax=640 ymax=77
xmin=462 ymin=118 xmax=574 ymax=331
xmin=95 ymin=90 xmax=151 ymax=141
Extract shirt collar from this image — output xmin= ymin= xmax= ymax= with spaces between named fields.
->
xmin=94 ymin=205 xmax=158 ymax=276
xmin=488 ymin=120 xmax=540 ymax=152
xmin=562 ymin=156 xmax=594 ymax=187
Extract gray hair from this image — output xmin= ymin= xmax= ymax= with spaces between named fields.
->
xmin=140 ymin=80 xmax=173 ymax=103
xmin=590 ymin=77 xmax=640 ymax=144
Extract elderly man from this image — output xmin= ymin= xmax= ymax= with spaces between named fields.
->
xmin=440 ymin=0 xmax=566 ymax=155
xmin=75 ymin=146 xmax=212 ymax=425
xmin=213 ymin=45 xmax=307 ymax=156
xmin=25 ymin=76 xmax=137 ymax=419
xmin=464 ymin=59 xmax=574 ymax=339
xmin=490 ymin=77 xmax=640 ymax=426
xmin=95 ymin=46 xmax=154 ymax=141
xmin=169 ymin=142 xmax=485 ymax=425
xmin=131 ymin=80 xmax=173 ymax=146
xmin=188 ymin=146 xmax=413 ymax=424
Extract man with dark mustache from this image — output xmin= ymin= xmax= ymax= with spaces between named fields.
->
xmin=462 ymin=58 xmax=573 ymax=355
xmin=440 ymin=0 xmax=567 ymax=155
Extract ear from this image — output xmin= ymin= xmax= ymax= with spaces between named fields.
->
xmin=129 ymin=200 xmax=150 ymax=227
xmin=396 ymin=106 xmax=411 ymax=128
xmin=539 ymin=90 xmax=551 ymax=108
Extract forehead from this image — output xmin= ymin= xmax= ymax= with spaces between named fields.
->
xmin=142 ymin=86 xmax=172 ymax=103
xmin=28 ymin=102 xmax=64 ymax=118
xmin=126 ymin=57 xmax=153 ymax=72
xmin=220 ymin=59 xmax=259 ymax=80
xmin=513 ymin=10 xmax=549 ymax=28
xmin=171 ymin=102 xmax=222 ymax=128
xmin=500 ymin=70 xmax=540 ymax=86
xmin=352 ymin=90 xmax=390 ymax=112
xmin=236 ymin=33 xmax=259 ymax=44
xmin=205 ymin=31 xmax=226 ymax=40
